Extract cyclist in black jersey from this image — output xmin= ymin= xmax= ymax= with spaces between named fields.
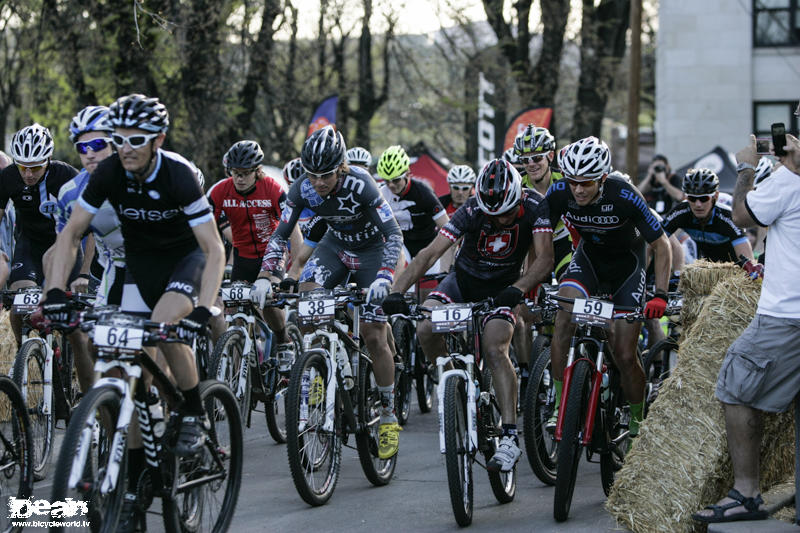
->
xmin=662 ymin=168 xmax=755 ymax=264
xmin=542 ymin=137 xmax=672 ymax=439
xmin=383 ymin=159 xmax=554 ymax=472
xmin=255 ymin=125 xmax=405 ymax=459
xmin=438 ymin=165 xmax=476 ymax=217
xmin=0 ymin=123 xmax=80 ymax=345
xmin=43 ymin=94 xmax=225 ymax=530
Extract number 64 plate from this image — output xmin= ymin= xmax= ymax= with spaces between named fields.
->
xmin=431 ymin=304 xmax=472 ymax=333
xmin=94 ymin=325 xmax=144 ymax=352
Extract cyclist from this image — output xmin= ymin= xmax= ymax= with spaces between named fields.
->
xmin=661 ymin=168 xmax=756 ymax=265
xmin=0 ymin=123 xmax=80 ymax=345
xmin=438 ymin=165 xmax=476 ymax=216
xmin=254 ymin=125 xmax=405 ymax=459
xmin=544 ymin=137 xmax=672 ymax=439
xmin=208 ymin=140 xmax=302 ymax=363
xmin=382 ymin=159 xmax=555 ymax=472
xmin=43 ymin=94 xmax=225 ymax=531
xmin=346 ymin=146 xmax=373 ymax=172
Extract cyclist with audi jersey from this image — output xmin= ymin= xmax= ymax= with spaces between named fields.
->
xmin=253 ymin=125 xmax=405 ymax=459
xmin=43 ymin=94 xmax=225 ymax=531
xmin=208 ymin=140 xmax=302 ymax=359
xmin=439 ymin=165 xmax=476 ymax=216
xmin=543 ymin=137 xmax=672 ymax=439
xmin=382 ymin=159 xmax=555 ymax=472
xmin=0 ymin=124 xmax=80 ymax=346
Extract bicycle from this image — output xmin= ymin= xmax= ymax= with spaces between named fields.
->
xmin=285 ymin=284 xmax=396 ymax=506
xmin=210 ymin=280 xmax=301 ymax=443
xmin=49 ymin=306 xmax=243 ymax=533
xmin=641 ymin=291 xmax=683 ymax=404
xmin=547 ymin=293 xmax=679 ymax=522
xmin=0 ymin=375 xmax=34 ymax=533
xmin=2 ymin=288 xmax=93 ymax=481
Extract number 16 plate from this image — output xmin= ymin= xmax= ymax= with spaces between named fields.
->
xmin=431 ymin=304 xmax=472 ymax=333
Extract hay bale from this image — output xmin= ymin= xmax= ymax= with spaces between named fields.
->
xmin=607 ymin=270 xmax=794 ymax=532
xmin=678 ymin=260 xmax=742 ymax=332
xmin=0 ymin=309 xmax=16 ymax=375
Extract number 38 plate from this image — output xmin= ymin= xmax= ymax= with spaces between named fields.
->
xmin=297 ymin=298 xmax=335 ymax=325
xmin=93 ymin=325 xmax=144 ymax=352
xmin=431 ymin=304 xmax=472 ymax=333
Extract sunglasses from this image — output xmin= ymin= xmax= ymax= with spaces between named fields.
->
xmin=304 ymin=168 xmax=337 ymax=180
xmin=519 ymin=154 xmax=547 ymax=164
xmin=451 ymin=184 xmax=472 ymax=192
xmin=16 ymin=162 xmax=47 ymax=173
xmin=687 ymin=194 xmax=713 ymax=203
xmin=230 ymin=168 xmax=257 ymax=179
xmin=110 ymin=132 xmax=159 ymax=149
xmin=565 ymin=177 xmax=601 ymax=186
xmin=75 ymin=138 xmax=112 ymax=154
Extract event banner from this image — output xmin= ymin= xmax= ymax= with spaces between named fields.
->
xmin=503 ymin=108 xmax=554 ymax=151
xmin=307 ymin=94 xmax=338 ymax=137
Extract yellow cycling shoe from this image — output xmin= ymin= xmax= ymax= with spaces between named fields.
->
xmin=309 ymin=375 xmax=325 ymax=407
xmin=378 ymin=422 xmax=403 ymax=459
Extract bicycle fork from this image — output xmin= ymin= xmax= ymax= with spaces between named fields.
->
xmin=436 ymin=355 xmax=478 ymax=455
xmin=554 ymin=337 xmax=606 ymax=448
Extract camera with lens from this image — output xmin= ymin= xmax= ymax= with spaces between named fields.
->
xmin=654 ymin=164 xmax=666 ymax=173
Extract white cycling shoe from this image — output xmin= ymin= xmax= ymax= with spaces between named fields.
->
xmin=487 ymin=436 xmax=521 ymax=472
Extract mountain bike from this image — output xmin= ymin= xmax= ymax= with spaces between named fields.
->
xmin=285 ymin=285 xmax=396 ymax=506
xmin=210 ymin=281 xmax=301 ymax=443
xmin=3 ymin=288 xmax=93 ymax=481
xmin=49 ymin=306 xmax=243 ymax=533
xmin=0 ymin=375 xmax=34 ymax=533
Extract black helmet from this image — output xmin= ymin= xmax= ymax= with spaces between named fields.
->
xmin=224 ymin=140 xmax=264 ymax=170
xmin=475 ymin=159 xmax=522 ymax=215
xmin=301 ymin=125 xmax=346 ymax=174
xmin=683 ymin=168 xmax=719 ymax=195
xmin=108 ymin=94 xmax=169 ymax=133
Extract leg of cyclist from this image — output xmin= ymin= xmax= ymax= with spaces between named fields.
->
xmin=613 ymin=320 xmax=646 ymax=437
xmin=483 ymin=315 xmax=522 ymax=472
xmin=416 ymin=299 xmax=448 ymax=368
xmin=260 ymin=305 xmax=295 ymax=369
xmin=513 ymin=304 xmax=534 ymax=395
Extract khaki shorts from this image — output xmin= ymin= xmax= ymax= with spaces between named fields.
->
xmin=716 ymin=314 xmax=800 ymax=412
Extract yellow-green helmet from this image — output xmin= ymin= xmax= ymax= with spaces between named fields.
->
xmin=513 ymin=124 xmax=555 ymax=156
xmin=377 ymin=145 xmax=410 ymax=180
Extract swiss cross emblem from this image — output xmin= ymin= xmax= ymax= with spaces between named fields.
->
xmin=478 ymin=226 xmax=518 ymax=259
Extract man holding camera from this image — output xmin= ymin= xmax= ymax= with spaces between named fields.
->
xmin=638 ymin=155 xmax=683 ymax=215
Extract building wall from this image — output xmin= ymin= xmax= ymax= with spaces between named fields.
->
xmin=656 ymin=1 xmax=785 ymax=168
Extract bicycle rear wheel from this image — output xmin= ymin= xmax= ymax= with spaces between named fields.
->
xmin=523 ymin=342 xmax=557 ymax=485
xmin=392 ymin=319 xmax=414 ymax=425
xmin=265 ymin=323 xmax=301 ymax=444
xmin=356 ymin=353 xmax=398 ymax=486
xmin=286 ymin=350 xmax=341 ymax=506
xmin=553 ymin=359 xmax=592 ymax=522
xmin=12 ymin=340 xmax=54 ymax=481
xmin=163 ymin=380 xmax=243 ymax=533
xmin=50 ymin=385 xmax=125 ymax=533
xmin=0 ymin=376 xmax=33 ymax=533
xmin=443 ymin=376 xmax=473 ymax=526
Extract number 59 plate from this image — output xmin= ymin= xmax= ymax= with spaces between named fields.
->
xmin=94 ymin=325 xmax=144 ymax=352
xmin=571 ymin=298 xmax=613 ymax=326
xmin=431 ymin=304 xmax=472 ymax=333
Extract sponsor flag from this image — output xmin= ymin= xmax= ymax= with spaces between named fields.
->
xmin=307 ymin=95 xmax=338 ymax=137
xmin=503 ymin=108 xmax=554 ymax=151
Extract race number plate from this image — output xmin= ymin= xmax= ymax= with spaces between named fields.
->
xmin=221 ymin=286 xmax=251 ymax=305
xmin=571 ymin=298 xmax=613 ymax=327
xmin=298 ymin=295 xmax=335 ymax=326
xmin=12 ymin=290 xmax=42 ymax=314
xmin=431 ymin=304 xmax=472 ymax=333
xmin=94 ymin=325 xmax=144 ymax=353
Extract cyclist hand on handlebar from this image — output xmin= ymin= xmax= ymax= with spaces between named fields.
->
xmin=41 ymin=288 xmax=71 ymax=323
xmin=644 ymin=290 xmax=668 ymax=319
xmin=381 ymin=292 xmax=409 ymax=316
xmin=494 ymin=286 xmax=523 ymax=308
xmin=251 ymin=278 xmax=273 ymax=307
xmin=279 ymin=276 xmax=299 ymax=293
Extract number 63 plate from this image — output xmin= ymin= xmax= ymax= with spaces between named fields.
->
xmin=94 ymin=325 xmax=144 ymax=352
xmin=431 ymin=304 xmax=472 ymax=333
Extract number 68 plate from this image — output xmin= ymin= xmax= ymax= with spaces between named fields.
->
xmin=431 ymin=304 xmax=472 ymax=333
xmin=94 ymin=325 xmax=144 ymax=352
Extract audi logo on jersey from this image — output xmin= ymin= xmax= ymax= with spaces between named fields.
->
xmin=564 ymin=213 xmax=620 ymax=225
xmin=118 ymin=206 xmax=180 ymax=221
xmin=477 ymin=226 xmax=519 ymax=259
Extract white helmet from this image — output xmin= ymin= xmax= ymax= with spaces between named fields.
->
xmin=11 ymin=123 xmax=54 ymax=164
xmin=447 ymin=165 xmax=476 ymax=185
xmin=346 ymin=146 xmax=372 ymax=167
xmin=557 ymin=136 xmax=611 ymax=180
xmin=754 ymin=156 xmax=773 ymax=186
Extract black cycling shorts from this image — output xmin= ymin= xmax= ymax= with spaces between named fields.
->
xmin=121 ymin=248 xmax=205 ymax=313
xmin=559 ymin=241 xmax=646 ymax=310
xmin=231 ymin=248 xmax=261 ymax=284
xmin=97 ymin=264 xmax=125 ymax=307
xmin=10 ymin=237 xmax=82 ymax=286
xmin=428 ymin=270 xmax=516 ymax=326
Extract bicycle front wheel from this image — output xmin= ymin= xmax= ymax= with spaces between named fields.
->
xmin=356 ymin=355 xmax=397 ymax=486
xmin=285 ymin=350 xmax=341 ymax=506
xmin=50 ymin=385 xmax=125 ymax=533
xmin=523 ymin=342 xmax=557 ymax=485
xmin=265 ymin=323 xmax=301 ymax=444
xmin=12 ymin=340 xmax=55 ymax=481
xmin=392 ymin=319 xmax=413 ymax=425
xmin=553 ymin=359 xmax=592 ymax=522
xmin=210 ymin=329 xmax=250 ymax=423
xmin=163 ymin=380 xmax=243 ymax=533
xmin=443 ymin=376 xmax=473 ymax=526
xmin=0 ymin=376 xmax=33 ymax=533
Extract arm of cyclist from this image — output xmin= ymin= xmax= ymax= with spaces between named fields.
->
xmin=70 ymin=233 xmax=95 ymax=293
xmin=44 ymin=204 xmax=93 ymax=298
xmin=191 ymin=219 xmax=226 ymax=311
xmin=645 ymin=233 xmax=672 ymax=318
xmin=513 ymin=231 xmax=554 ymax=293
xmin=390 ymin=234 xmax=453 ymax=294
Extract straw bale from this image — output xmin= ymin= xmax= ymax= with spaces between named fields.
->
xmin=0 ymin=310 xmax=16 ymax=375
xmin=607 ymin=270 xmax=794 ymax=532
xmin=678 ymin=260 xmax=742 ymax=333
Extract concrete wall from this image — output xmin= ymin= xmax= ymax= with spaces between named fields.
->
xmin=655 ymin=1 xmax=788 ymax=168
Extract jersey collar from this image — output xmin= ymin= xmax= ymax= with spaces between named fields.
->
xmin=125 ymin=149 xmax=162 ymax=184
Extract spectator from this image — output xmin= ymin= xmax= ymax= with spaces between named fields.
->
xmin=692 ymin=130 xmax=800 ymax=524
xmin=638 ymin=154 xmax=683 ymax=215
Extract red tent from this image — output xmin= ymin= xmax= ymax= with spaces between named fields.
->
xmin=408 ymin=142 xmax=451 ymax=196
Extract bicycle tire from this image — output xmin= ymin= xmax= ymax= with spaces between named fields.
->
xmin=162 ymin=380 xmax=243 ymax=533
xmin=483 ymin=368 xmax=516 ymax=504
xmin=0 ymin=376 xmax=34 ymax=533
xmin=443 ymin=376 xmax=473 ymax=526
xmin=285 ymin=350 xmax=341 ymax=506
xmin=642 ymin=337 xmax=679 ymax=383
xmin=210 ymin=329 xmax=251 ymax=424
xmin=356 ymin=352 xmax=398 ymax=486
xmin=523 ymin=344 xmax=557 ymax=485
xmin=553 ymin=359 xmax=592 ymax=522
xmin=414 ymin=339 xmax=434 ymax=414
xmin=12 ymin=340 xmax=54 ymax=481
xmin=50 ymin=385 xmax=125 ymax=533
xmin=391 ymin=319 xmax=413 ymax=425
xmin=600 ymin=371 xmax=629 ymax=497
xmin=265 ymin=323 xmax=302 ymax=444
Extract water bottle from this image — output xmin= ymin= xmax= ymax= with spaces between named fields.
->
xmin=335 ymin=341 xmax=354 ymax=390
xmin=148 ymin=386 xmax=166 ymax=438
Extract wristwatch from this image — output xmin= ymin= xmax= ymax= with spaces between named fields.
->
xmin=736 ymin=162 xmax=756 ymax=173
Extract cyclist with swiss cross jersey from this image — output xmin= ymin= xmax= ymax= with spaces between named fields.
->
xmin=542 ymin=137 xmax=672 ymax=439
xmin=253 ymin=125 xmax=405 ymax=459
